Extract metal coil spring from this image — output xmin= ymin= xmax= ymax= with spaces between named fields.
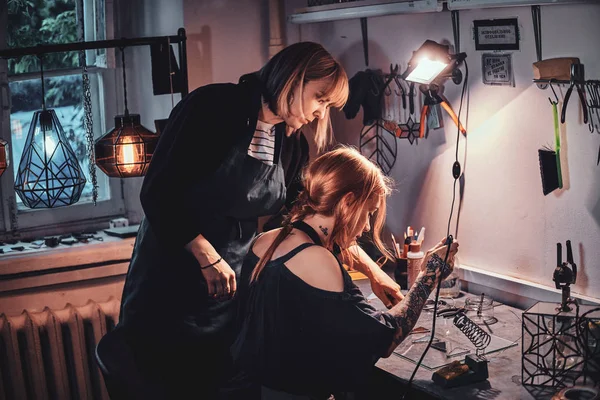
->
xmin=454 ymin=312 xmax=491 ymax=355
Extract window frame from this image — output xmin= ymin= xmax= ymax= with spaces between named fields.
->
xmin=0 ymin=0 xmax=127 ymax=239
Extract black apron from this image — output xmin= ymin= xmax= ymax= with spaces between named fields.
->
xmin=119 ymin=118 xmax=286 ymax=399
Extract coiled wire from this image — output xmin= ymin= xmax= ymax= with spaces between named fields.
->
xmin=454 ymin=312 xmax=491 ymax=355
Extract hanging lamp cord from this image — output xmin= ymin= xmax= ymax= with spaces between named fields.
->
xmin=39 ymin=55 xmax=46 ymax=110
xmin=120 ymin=47 xmax=129 ymax=116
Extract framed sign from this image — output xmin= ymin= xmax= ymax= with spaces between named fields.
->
xmin=481 ymin=53 xmax=515 ymax=86
xmin=473 ymin=18 xmax=519 ymax=51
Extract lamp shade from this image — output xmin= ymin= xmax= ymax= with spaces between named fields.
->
xmin=95 ymin=114 xmax=158 ymax=178
xmin=403 ymin=40 xmax=452 ymax=84
xmin=0 ymin=138 xmax=8 ymax=177
xmin=14 ymin=110 xmax=86 ymax=208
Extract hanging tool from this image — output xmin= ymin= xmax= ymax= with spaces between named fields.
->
xmin=419 ymin=83 xmax=466 ymax=138
xmin=538 ymin=83 xmax=563 ymax=195
xmin=561 ymin=63 xmax=589 ymax=125
xmin=394 ymin=75 xmax=407 ymax=110
xmin=408 ymin=82 xmax=416 ymax=115
xmin=585 ymin=81 xmax=600 ymax=164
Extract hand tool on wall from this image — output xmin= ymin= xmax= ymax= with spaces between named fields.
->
xmin=584 ymin=80 xmax=600 ymax=164
xmin=585 ymin=80 xmax=600 ymax=134
xmin=419 ymin=84 xmax=466 ymax=139
xmin=538 ymin=84 xmax=563 ymax=195
xmin=408 ymin=82 xmax=416 ymax=115
xmin=561 ymin=63 xmax=589 ymax=125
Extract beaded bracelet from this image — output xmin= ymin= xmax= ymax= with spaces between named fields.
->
xmin=200 ymin=257 xmax=222 ymax=270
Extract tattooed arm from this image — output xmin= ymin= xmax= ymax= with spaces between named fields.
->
xmin=382 ymin=239 xmax=459 ymax=357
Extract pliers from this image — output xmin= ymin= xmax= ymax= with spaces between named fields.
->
xmin=419 ymin=84 xmax=467 ymax=138
xmin=561 ymin=63 xmax=588 ymax=125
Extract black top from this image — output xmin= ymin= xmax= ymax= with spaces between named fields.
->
xmin=138 ymin=72 xmax=308 ymax=249
xmin=119 ymin=73 xmax=308 ymax=339
xmin=231 ymin=225 xmax=400 ymax=396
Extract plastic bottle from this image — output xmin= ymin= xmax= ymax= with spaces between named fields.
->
xmin=406 ymin=242 xmax=424 ymax=288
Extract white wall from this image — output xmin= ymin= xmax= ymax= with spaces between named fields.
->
xmin=183 ymin=0 xmax=270 ymax=89
xmin=284 ymin=1 xmax=600 ymax=301
xmin=118 ymin=0 xmax=270 ymax=218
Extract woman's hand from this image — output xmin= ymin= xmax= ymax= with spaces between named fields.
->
xmin=185 ymin=233 xmax=237 ymax=300
xmin=200 ymin=257 xmax=237 ymax=300
xmin=345 ymin=244 xmax=404 ymax=308
xmin=369 ymin=267 xmax=404 ymax=308
xmin=423 ymin=237 xmax=459 ymax=281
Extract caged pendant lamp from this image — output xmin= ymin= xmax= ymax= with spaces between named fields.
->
xmin=14 ymin=56 xmax=86 ymax=209
xmin=95 ymin=47 xmax=158 ymax=178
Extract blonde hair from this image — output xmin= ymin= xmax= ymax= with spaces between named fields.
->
xmin=251 ymin=146 xmax=393 ymax=282
xmin=258 ymin=42 xmax=349 ymax=153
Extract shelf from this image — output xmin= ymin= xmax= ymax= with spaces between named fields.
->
xmin=447 ymin=0 xmax=594 ymax=10
xmin=288 ymin=0 xmax=597 ymax=24
xmin=288 ymin=0 xmax=442 ymax=24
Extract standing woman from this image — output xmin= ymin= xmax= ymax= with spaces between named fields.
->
xmin=116 ymin=42 xmax=349 ymax=399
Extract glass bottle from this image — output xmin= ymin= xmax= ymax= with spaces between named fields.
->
xmin=439 ymin=255 xmax=461 ymax=299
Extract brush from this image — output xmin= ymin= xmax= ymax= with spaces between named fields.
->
xmin=539 ymin=102 xmax=563 ymax=195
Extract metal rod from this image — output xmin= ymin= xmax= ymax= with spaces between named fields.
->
xmin=177 ymin=28 xmax=189 ymax=97
xmin=534 ymin=79 xmax=571 ymax=85
xmin=360 ymin=17 xmax=368 ymax=67
xmin=40 ymin=56 xmax=46 ymax=110
xmin=120 ymin=47 xmax=129 ymax=115
xmin=8 ymin=66 xmax=104 ymax=82
xmin=1 ymin=29 xmax=189 ymax=99
xmin=0 ymin=35 xmax=184 ymax=59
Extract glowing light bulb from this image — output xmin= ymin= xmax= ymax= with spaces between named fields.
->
xmin=406 ymin=57 xmax=448 ymax=84
xmin=45 ymin=136 xmax=56 ymax=157
xmin=117 ymin=136 xmax=143 ymax=174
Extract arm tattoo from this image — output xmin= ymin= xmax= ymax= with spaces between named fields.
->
xmin=385 ymin=254 xmax=447 ymax=350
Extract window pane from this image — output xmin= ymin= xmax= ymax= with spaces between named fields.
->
xmin=9 ymin=75 xmax=108 ymax=209
xmin=8 ymin=0 xmax=79 ymax=74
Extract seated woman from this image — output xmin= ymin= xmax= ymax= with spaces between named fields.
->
xmin=231 ymin=146 xmax=459 ymax=398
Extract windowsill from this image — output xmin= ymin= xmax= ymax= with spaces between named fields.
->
xmin=458 ymin=263 xmax=600 ymax=309
xmin=0 ymin=231 xmax=135 ymax=294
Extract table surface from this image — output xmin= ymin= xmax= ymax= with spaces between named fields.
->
xmin=353 ymin=278 xmax=562 ymax=400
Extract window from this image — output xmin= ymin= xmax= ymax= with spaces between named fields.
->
xmin=0 ymin=0 xmax=125 ymax=237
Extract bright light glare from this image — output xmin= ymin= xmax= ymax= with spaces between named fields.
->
xmin=117 ymin=136 xmax=143 ymax=173
xmin=45 ymin=136 xmax=56 ymax=157
xmin=406 ymin=57 xmax=448 ymax=84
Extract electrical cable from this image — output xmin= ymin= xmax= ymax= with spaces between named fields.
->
xmin=400 ymin=59 xmax=469 ymax=399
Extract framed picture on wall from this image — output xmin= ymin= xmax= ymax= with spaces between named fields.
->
xmin=473 ymin=18 xmax=520 ymax=51
xmin=481 ymin=53 xmax=515 ymax=87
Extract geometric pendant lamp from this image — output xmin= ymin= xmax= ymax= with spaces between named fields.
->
xmin=13 ymin=58 xmax=86 ymax=208
xmin=95 ymin=47 xmax=158 ymax=178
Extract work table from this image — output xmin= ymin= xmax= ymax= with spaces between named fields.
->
xmin=353 ymin=279 xmax=562 ymax=400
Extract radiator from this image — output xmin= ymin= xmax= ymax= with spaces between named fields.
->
xmin=0 ymin=298 xmax=120 ymax=400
